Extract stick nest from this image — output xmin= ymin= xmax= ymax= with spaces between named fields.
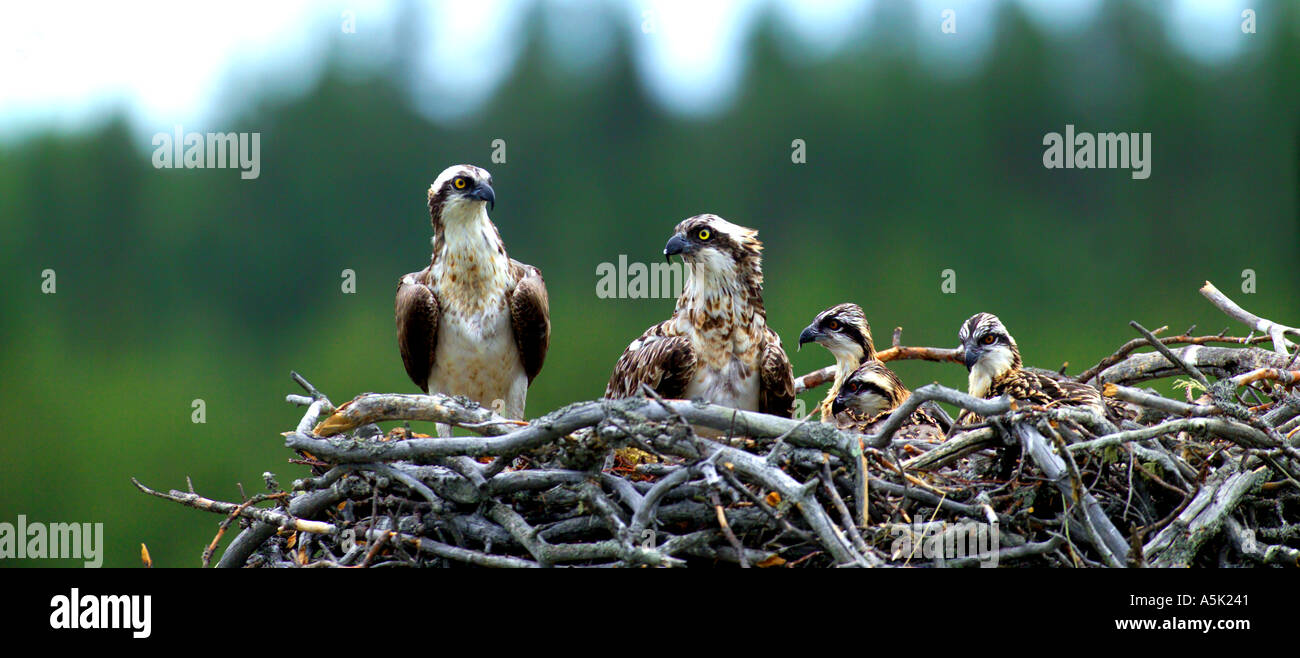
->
xmin=137 ymin=282 xmax=1300 ymax=568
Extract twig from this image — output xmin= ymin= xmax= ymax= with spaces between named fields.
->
xmin=1201 ymin=281 xmax=1300 ymax=358
xmin=1130 ymin=321 xmax=1209 ymax=388
xmin=794 ymin=340 xmax=963 ymax=393
xmin=133 ymin=478 xmax=334 ymax=535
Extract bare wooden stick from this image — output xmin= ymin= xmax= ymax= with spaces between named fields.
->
xmin=133 ymin=477 xmax=335 ymax=535
xmin=1143 ymin=465 xmax=1270 ymax=567
xmin=794 ymin=334 xmax=963 ymax=394
xmin=1095 ymin=345 xmax=1292 ymax=385
xmin=1012 ymin=425 xmax=1129 ymax=566
xmin=1103 ymin=383 xmax=1220 ymax=417
xmin=1229 ymin=368 xmax=1300 ymax=388
xmin=900 ymin=427 xmax=997 ymax=472
xmin=1201 ymin=281 xmax=1300 ymax=358
xmin=1130 ymin=321 xmax=1209 ymax=388
xmin=1078 ymin=333 xmax=1272 ymax=384
xmin=312 ymin=393 xmax=518 ymax=437
xmin=863 ymin=384 xmax=1010 ymax=449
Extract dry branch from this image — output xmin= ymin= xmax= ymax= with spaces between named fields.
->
xmin=794 ymin=328 xmax=961 ymax=394
xmin=1201 ymin=281 xmax=1300 ymax=358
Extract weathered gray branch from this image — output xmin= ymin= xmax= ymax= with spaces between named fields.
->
xmin=1143 ymin=465 xmax=1270 ymax=567
xmin=1201 ymin=281 xmax=1300 ymax=358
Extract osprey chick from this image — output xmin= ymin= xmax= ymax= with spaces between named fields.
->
xmin=396 ymin=165 xmax=550 ymax=429
xmin=606 ymin=215 xmax=795 ymax=418
xmin=798 ymin=303 xmax=875 ymax=422
xmin=958 ymin=312 xmax=1108 ymax=420
xmin=831 ymin=361 xmax=943 ymax=445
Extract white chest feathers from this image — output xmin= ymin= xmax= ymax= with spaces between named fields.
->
xmin=969 ymin=346 xmax=1016 ymax=399
xmin=673 ymin=292 xmax=765 ymax=412
xmin=425 ymin=208 xmax=527 ymax=418
xmin=683 ymin=360 xmax=761 ymax=413
xmin=427 ymin=302 xmax=528 ymax=419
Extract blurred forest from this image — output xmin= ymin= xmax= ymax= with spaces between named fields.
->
xmin=1 ymin=0 xmax=1297 ymax=567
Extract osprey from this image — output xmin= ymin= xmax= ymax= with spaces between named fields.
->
xmin=605 ymin=215 xmax=795 ymax=418
xmin=396 ymin=165 xmax=550 ymax=432
xmin=798 ymin=303 xmax=875 ymax=422
xmin=958 ymin=312 xmax=1110 ymax=420
xmin=831 ymin=361 xmax=944 ymax=445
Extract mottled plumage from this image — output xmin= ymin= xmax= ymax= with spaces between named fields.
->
xmin=799 ymin=303 xmax=875 ymax=422
xmin=606 ymin=215 xmax=795 ymax=418
xmin=831 ymin=361 xmax=943 ymax=444
xmin=957 ymin=313 xmax=1107 ymax=421
xmin=396 ymin=165 xmax=550 ymax=429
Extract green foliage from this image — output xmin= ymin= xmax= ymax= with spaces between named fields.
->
xmin=1173 ymin=378 xmax=1209 ymax=399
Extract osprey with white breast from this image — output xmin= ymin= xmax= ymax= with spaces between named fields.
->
xmin=396 ymin=165 xmax=550 ymax=428
xmin=605 ymin=214 xmax=795 ymax=418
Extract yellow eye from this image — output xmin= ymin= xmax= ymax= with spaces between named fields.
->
xmin=826 ymin=320 xmax=840 ymax=331
xmin=454 ymin=177 xmax=468 ymax=189
xmin=982 ymin=335 xmax=996 ymax=345
xmin=698 ymin=229 xmax=711 ymax=240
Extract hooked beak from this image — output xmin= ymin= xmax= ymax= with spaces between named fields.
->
xmin=961 ymin=344 xmax=978 ymax=370
xmin=830 ymin=392 xmax=848 ymax=417
xmin=797 ymin=323 xmax=822 ymax=352
xmin=663 ymin=233 xmax=691 ymax=263
xmin=469 ymin=182 xmax=496 ymax=211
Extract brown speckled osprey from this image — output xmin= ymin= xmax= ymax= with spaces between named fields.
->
xmin=396 ymin=165 xmax=550 ymax=433
xmin=799 ymin=303 xmax=875 ymax=422
xmin=605 ymin=215 xmax=795 ymax=418
xmin=958 ymin=312 xmax=1117 ymax=421
xmin=832 ymin=361 xmax=943 ymax=444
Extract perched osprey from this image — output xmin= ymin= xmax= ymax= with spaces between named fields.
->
xmin=605 ymin=215 xmax=795 ymax=418
xmin=396 ymin=165 xmax=550 ymax=431
xmin=798 ymin=303 xmax=875 ymax=422
xmin=958 ymin=312 xmax=1107 ymax=420
xmin=831 ymin=361 xmax=943 ymax=445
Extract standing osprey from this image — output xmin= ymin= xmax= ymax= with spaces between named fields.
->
xmin=396 ymin=165 xmax=550 ymax=430
xmin=798 ymin=303 xmax=875 ymax=422
xmin=605 ymin=215 xmax=795 ymax=418
xmin=958 ymin=312 xmax=1106 ymax=419
xmin=831 ymin=361 xmax=943 ymax=445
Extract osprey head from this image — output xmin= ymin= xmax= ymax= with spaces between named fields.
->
xmin=831 ymin=361 xmax=906 ymax=418
xmin=428 ymin=164 xmax=496 ymax=221
xmin=663 ymin=214 xmax=762 ymax=275
xmin=798 ymin=303 xmax=874 ymax=359
xmin=958 ymin=312 xmax=1021 ymax=377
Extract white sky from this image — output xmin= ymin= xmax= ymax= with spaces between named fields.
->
xmin=0 ymin=0 xmax=1264 ymax=139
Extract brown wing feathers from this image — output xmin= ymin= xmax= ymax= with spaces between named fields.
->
xmin=395 ymin=268 xmax=438 ymax=393
xmin=605 ymin=324 xmax=697 ymax=400
xmin=508 ymin=260 xmax=551 ymax=384
xmin=758 ymin=329 xmax=795 ymax=417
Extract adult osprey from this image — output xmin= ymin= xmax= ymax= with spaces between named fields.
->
xmin=396 ymin=165 xmax=550 ymax=430
xmin=798 ymin=303 xmax=875 ymax=422
xmin=605 ymin=214 xmax=795 ymax=418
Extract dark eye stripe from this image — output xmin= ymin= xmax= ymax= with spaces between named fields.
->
xmin=851 ymin=382 xmax=889 ymax=399
xmin=837 ymin=322 xmax=868 ymax=351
